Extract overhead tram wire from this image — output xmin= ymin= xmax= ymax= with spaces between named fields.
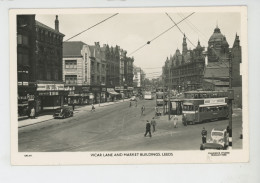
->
xmin=165 ymin=12 xmax=196 ymax=47
xmin=177 ymin=13 xmax=208 ymax=42
xmin=128 ymin=12 xmax=195 ymax=56
xmin=64 ymin=13 xmax=119 ymax=42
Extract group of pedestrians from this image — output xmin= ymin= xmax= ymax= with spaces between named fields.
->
xmin=144 ymin=117 xmax=157 ymax=138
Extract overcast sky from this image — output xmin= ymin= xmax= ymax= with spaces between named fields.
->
xmin=36 ymin=12 xmax=241 ymax=79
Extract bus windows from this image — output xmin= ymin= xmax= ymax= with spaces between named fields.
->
xmin=183 ymin=105 xmax=194 ymax=111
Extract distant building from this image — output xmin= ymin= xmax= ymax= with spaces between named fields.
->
xmin=162 ymin=25 xmax=242 ymax=107
xmin=163 ymin=34 xmax=205 ymax=92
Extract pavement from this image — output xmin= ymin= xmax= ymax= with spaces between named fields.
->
xmin=18 ymin=99 xmax=130 ymax=128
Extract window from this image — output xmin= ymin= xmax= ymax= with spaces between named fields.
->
xmin=47 ymin=71 xmax=51 ymax=80
xmin=65 ymin=60 xmax=77 ymax=69
xmin=17 ymin=34 xmax=28 ymax=45
xmin=17 ymin=53 xmax=29 ymax=65
xmin=65 ymin=75 xmax=77 ymax=84
xmin=17 ymin=35 xmax=22 ymax=44
xmin=54 ymin=70 xmax=59 ymax=80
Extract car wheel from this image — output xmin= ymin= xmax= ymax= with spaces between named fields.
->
xmin=200 ymin=145 xmax=204 ymax=150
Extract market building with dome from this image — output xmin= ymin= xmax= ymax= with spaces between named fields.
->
xmin=162 ymin=25 xmax=242 ymax=107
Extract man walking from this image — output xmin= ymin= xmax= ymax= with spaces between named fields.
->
xmin=91 ymin=104 xmax=95 ymax=112
xmin=173 ymin=115 xmax=178 ymax=128
xmin=183 ymin=114 xmax=187 ymax=126
xmin=201 ymin=127 xmax=207 ymax=144
xmin=141 ymin=105 xmax=145 ymax=116
xmin=151 ymin=117 xmax=157 ymax=132
xmin=129 ymin=101 xmax=132 ymax=107
xmin=144 ymin=120 xmax=152 ymax=137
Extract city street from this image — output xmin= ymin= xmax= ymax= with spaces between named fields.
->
xmin=18 ymin=99 xmax=242 ymax=152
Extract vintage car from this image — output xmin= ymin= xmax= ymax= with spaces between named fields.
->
xmin=53 ymin=106 xmax=73 ymax=119
xmin=200 ymin=128 xmax=229 ymax=150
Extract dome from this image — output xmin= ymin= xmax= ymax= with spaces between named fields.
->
xmin=209 ymin=26 xmax=225 ymax=43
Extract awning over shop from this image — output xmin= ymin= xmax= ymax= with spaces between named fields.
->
xmin=107 ymin=89 xmax=120 ymax=95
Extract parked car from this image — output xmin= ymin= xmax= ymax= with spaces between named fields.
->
xmin=53 ymin=106 xmax=73 ymax=119
xmin=200 ymin=128 xmax=229 ymax=150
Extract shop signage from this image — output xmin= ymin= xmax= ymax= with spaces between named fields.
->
xmin=107 ymin=88 xmax=114 ymax=92
xmin=204 ymin=98 xmax=225 ymax=104
xmin=37 ymin=84 xmax=64 ymax=91
xmin=91 ymin=86 xmax=100 ymax=92
xmin=115 ymin=86 xmax=121 ymax=90
xmin=127 ymin=87 xmax=134 ymax=90
xmin=18 ymin=82 xmax=29 ymax=86
xmin=38 ymin=91 xmax=59 ymax=96
xmin=64 ymin=86 xmax=75 ymax=91
xmin=82 ymin=86 xmax=90 ymax=92
xmin=27 ymin=94 xmax=35 ymax=101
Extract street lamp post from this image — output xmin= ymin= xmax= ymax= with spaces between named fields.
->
xmin=228 ymin=51 xmax=234 ymax=149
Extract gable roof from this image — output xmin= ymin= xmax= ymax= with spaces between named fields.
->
xmin=63 ymin=41 xmax=87 ymax=57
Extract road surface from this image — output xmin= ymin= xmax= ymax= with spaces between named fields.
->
xmin=19 ymin=99 xmax=243 ymax=152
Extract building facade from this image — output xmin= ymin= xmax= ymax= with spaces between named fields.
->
xmin=163 ymin=35 xmax=205 ymax=92
xmin=17 ymin=15 xmax=65 ymax=115
xmin=34 ymin=16 xmax=65 ymax=111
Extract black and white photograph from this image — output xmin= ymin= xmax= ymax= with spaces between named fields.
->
xmin=10 ymin=7 xmax=248 ymax=164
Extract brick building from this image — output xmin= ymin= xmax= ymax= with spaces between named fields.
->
xmin=17 ymin=15 xmax=65 ymax=115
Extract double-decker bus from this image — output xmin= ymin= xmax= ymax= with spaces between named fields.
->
xmin=144 ymin=91 xmax=153 ymax=100
xmin=183 ymin=91 xmax=229 ymax=125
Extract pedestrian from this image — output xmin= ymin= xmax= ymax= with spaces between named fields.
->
xmin=183 ymin=114 xmax=187 ymax=126
xmin=141 ymin=105 xmax=145 ymax=115
xmin=201 ymin=127 xmax=207 ymax=144
xmin=155 ymin=106 xmax=158 ymax=116
xmin=144 ymin=120 xmax=152 ymax=137
xmin=129 ymin=101 xmax=132 ymax=107
xmin=30 ymin=107 xmax=35 ymax=119
xmin=151 ymin=117 xmax=157 ymax=132
xmin=72 ymin=102 xmax=75 ymax=111
xmin=91 ymin=104 xmax=95 ymax=112
xmin=173 ymin=115 xmax=178 ymax=128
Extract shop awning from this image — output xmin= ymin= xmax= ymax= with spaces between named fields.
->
xmin=107 ymin=90 xmax=120 ymax=95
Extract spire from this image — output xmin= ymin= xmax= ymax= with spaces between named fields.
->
xmin=55 ymin=15 xmax=59 ymax=32
xmin=182 ymin=33 xmax=188 ymax=55
xmin=216 ymin=20 xmax=218 ymax=28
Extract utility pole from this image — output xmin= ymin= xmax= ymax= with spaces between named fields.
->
xmin=163 ymin=74 xmax=165 ymax=115
xmin=228 ymin=51 xmax=234 ymax=149
xmin=168 ymin=66 xmax=171 ymax=120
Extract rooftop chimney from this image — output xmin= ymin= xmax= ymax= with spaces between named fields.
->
xmin=55 ymin=15 xmax=59 ymax=32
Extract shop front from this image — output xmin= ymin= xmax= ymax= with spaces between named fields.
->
xmin=37 ymin=82 xmax=66 ymax=111
xmin=101 ymin=87 xmax=107 ymax=103
xmin=127 ymin=87 xmax=134 ymax=98
xmin=115 ymin=86 xmax=124 ymax=99
xmin=107 ymin=88 xmax=120 ymax=102
xmin=17 ymin=84 xmax=37 ymax=116
xmin=90 ymin=86 xmax=101 ymax=104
